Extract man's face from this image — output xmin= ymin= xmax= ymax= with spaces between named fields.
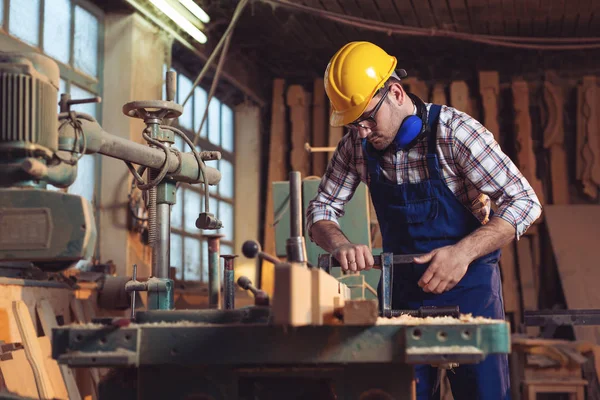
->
xmin=346 ymin=85 xmax=402 ymax=150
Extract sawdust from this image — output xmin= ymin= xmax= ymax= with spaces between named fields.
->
xmin=406 ymin=345 xmax=482 ymax=354
xmin=375 ymin=313 xmax=503 ymax=325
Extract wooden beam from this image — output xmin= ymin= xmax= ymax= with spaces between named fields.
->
xmin=511 ymin=80 xmax=546 ymax=208
xmin=516 ymin=237 xmax=539 ymax=336
xmin=327 ymin=103 xmax=344 ymax=163
xmin=450 ymin=81 xmax=472 ymax=115
xmin=404 ymin=77 xmax=429 ymax=102
xmin=262 ymin=79 xmax=287 ymax=297
xmin=542 ymin=71 xmax=570 ymax=205
xmin=287 ymin=85 xmax=311 ymax=178
xmin=576 ymin=77 xmax=600 ymax=200
xmin=432 ymin=83 xmax=447 ymax=105
xmin=311 ymin=78 xmax=328 ymax=177
xmin=479 ymin=71 xmax=501 ymax=142
xmin=499 ymin=242 xmax=521 ymax=330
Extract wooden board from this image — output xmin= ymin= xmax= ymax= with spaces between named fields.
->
xmin=499 ymin=242 xmax=521 ymax=329
xmin=262 ymin=79 xmax=287 ymax=297
xmin=404 ymin=77 xmax=429 ymax=102
xmin=576 ymin=77 xmax=600 ymax=200
xmin=273 ymin=263 xmax=313 ymax=326
xmin=431 ymin=83 xmax=447 ymax=105
xmin=311 ymin=267 xmax=345 ymax=325
xmin=38 ymin=336 xmax=69 ymax=399
xmin=512 ymin=80 xmax=546 ymax=207
xmin=543 ymin=71 xmax=570 ymax=205
xmin=311 ymin=78 xmax=327 ymax=177
xmin=544 ymin=205 xmax=600 ymax=344
xmin=12 ymin=300 xmax=56 ymax=399
xmin=287 ymin=84 xmax=311 ymax=178
xmin=516 ymin=237 xmax=539 ymax=336
xmin=450 ymin=80 xmax=472 ymax=116
xmin=36 ymin=299 xmax=81 ymax=400
xmin=479 ymin=71 xmax=501 ymax=142
xmin=0 ymin=349 xmax=38 ymax=398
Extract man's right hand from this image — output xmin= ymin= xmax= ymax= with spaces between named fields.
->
xmin=332 ymin=243 xmax=375 ymax=272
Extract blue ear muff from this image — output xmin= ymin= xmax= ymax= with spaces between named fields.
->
xmin=394 ymin=115 xmax=423 ymax=149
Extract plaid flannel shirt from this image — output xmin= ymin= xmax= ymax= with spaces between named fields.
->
xmin=306 ymin=104 xmax=542 ymax=241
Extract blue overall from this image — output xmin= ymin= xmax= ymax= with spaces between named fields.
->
xmin=363 ymin=105 xmax=510 ymax=399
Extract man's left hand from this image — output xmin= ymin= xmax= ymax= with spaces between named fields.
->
xmin=414 ymin=246 xmax=472 ymax=294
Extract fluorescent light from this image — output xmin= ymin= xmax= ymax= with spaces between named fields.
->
xmin=149 ymin=0 xmax=207 ymax=44
xmin=178 ymin=0 xmax=210 ymax=24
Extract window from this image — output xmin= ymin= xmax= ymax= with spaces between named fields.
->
xmin=167 ymin=66 xmax=235 ymax=282
xmin=2 ymin=0 xmax=104 ymax=205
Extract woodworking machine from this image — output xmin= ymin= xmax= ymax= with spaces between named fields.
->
xmin=0 ymin=52 xmax=511 ymax=400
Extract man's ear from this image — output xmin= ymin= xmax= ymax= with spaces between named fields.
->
xmin=389 ymin=82 xmax=405 ymax=106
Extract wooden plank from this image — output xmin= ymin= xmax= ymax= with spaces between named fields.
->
xmin=450 ymin=80 xmax=472 ymax=115
xmin=273 ymin=263 xmax=313 ymax=326
xmin=287 ymin=84 xmax=311 ymax=178
xmin=479 ymin=71 xmax=501 ymax=142
xmin=36 ymin=299 xmax=81 ymax=400
xmin=311 ymin=267 xmax=347 ymax=325
xmin=408 ymin=0 xmax=436 ymax=28
xmin=516 ymin=237 xmax=539 ymax=336
xmin=311 ymin=78 xmax=328 ymax=177
xmin=545 ymin=205 xmax=600 ymax=344
xmin=38 ymin=336 xmax=69 ymax=399
xmin=511 ymin=80 xmax=546 ymax=208
xmin=12 ymin=300 xmax=56 ymax=399
xmin=542 ymin=71 xmax=570 ymax=205
xmin=343 ymin=299 xmax=378 ymax=325
xmin=262 ymin=79 xmax=287 ymax=297
xmin=576 ymin=77 xmax=600 ymax=200
xmin=0 ymin=349 xmax=38 ymax=398
xmin=70 ymin=298 xmax=100 ymax=399
xmin=389 ymin=0 xmax=420 ymax=27
xmin=499 ymin=242 xmax=521 ymax=330
xmin=431 ymin=83 xmax=447 ymax=105
xmin=404 ymin=77 xmax=429 ymax=102
xmin=446 ymin=0 xmax=473 ymax=32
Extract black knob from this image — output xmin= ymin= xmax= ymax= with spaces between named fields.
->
xmin=237 ymin=276 xmax=252 ymax=290
xmin=242 ymin=240 xmax=260 ymax=258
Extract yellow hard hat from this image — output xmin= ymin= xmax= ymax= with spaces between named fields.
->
xmin=324 ymin=42 xmax=397 ymax=127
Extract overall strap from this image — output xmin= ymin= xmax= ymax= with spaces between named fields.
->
xmin=425 ymin=104 xmax=443 ymax=180
xmin=362 ymin=138 xmax=381 ymax=181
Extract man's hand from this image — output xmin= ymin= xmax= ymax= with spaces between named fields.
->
xmin=332 ymin=243 xmax=374 ymax=272
xmin=414 ymin=245 xmax=472 ymax=294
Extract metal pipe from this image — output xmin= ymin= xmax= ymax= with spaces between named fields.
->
xmin=60 ymin=117 xmax=221 ymax=185
xmin=152 ymin=202 xmax=171 ymax=279
xmin=289 ymin=171 xmax=302 ymax=237
xmin=221 ymin=254 xmax=237 ymax=310
xmin=205 ymin=234 xmax=224 ymax=309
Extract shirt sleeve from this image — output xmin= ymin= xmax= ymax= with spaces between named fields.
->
xmin=449 ymin=110 xmax=542 ymax=240
xmin=305 ymin=134 xmax=361 ymax=240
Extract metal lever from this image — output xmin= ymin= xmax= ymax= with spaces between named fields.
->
xmin=59 ymin=93 xmax=102 ymax=113
xmin=242 ymin=240 xmax=282 ymax=266
xmin=237 ymin=276 xmax=270 ymax=306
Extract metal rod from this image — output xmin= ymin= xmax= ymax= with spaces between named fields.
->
xmin=205 ymin=234 xmax=224 ymax=309
xmin=152 ymin=202 xmax=171 ymax=279
xmin=289 ymin=171 xmax=302 ymax=238
xmin=131 ymin=264 xmax=137 ymax=319
xmin=221 ymin=255 xmax=237 ymax=310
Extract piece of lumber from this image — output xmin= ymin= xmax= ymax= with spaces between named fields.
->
xmin=543 ymin=71 xmax=570 ymax=205
xmin=262 ymin=79 xmax=287 ymax=297
xmin=343 ymin=300 xmax=378 ymax=325
xmin=311 ymin=78 xmax=328 ymax=177
xmin=0 ymin=349 xmax=38 ymax=398
xmin=576 ymin=77 xmax=600 ymax=200
xmin=479 ymin=71 xmax=501 ymax=142
xmin=273 ymin=263 xmax=313 ymax=326
xmin=431 ymin=83 xmax=447 ymax=105
xmin=38 ymin=336 xmax=68 ymax=399
xmin=500 ymin=242 xmax=521 ymax=330
xmin=12 ymin=300 xmax=56 ymax=399
xmin=450 ymin=80 xmax=472 ymax=116
xmin=36 ymin=299 xmax=81 ymax=400
xmin=544 ymin=205 xmax=600 ymax=344
xmin=516 ymin=237 xmax=539 ymax=336
xmin=512 ymin=80 xmax=546 ymax=208
xmin=404 ymin=77 xmax=429 ymax=102
xmin=287 ymin=84 xmax=311 ymax=178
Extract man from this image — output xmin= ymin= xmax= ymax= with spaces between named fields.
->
xmin=306 ymin=41 xmax=542 ymax=399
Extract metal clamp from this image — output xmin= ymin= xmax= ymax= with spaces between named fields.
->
xmin=381 ymin=253 xmax=394 ymax=318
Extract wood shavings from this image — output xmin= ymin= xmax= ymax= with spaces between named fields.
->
xmin=406 ymin=346 xmax=482 ymax=354
xmin=375 ymin=313 xmax=503 ymax=325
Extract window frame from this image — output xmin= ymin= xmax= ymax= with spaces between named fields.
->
xmin=1 ymin=0 xmax=105 ymax=254
xmin=168 ymin=62 xmax=236 ymax=283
